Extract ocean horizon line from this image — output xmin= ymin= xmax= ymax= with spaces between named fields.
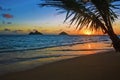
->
xmin=0 ymin=34 xmax=113 ymax=36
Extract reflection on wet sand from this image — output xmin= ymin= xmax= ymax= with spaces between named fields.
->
xmin=47 ymin=42 xmax=113 ymax=55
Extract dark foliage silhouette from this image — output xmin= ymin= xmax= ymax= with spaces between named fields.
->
xmin=40 ymin=0 xmax=120 ymax=52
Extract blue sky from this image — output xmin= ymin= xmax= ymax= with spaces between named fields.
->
xmin=0 ymin=0 xmax=71 ymax=34
xmin=0 ymin=0 xmax=120 ymax=35
xmin=0 ymin=0 xmax=56 ymax=23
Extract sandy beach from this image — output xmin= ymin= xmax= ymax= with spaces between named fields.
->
xmin=0 ymin=50 xmax=120 ymax=80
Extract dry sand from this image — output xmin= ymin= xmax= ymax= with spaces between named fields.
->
xmin=0 ymin=50 xmax=120 ymax=80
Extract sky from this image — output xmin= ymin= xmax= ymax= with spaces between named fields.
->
xmin=0 ymin=0 xmax=120 ymax=35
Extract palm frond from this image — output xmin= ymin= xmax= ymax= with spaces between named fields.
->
xmin=39 ymin=0 xmax=120 ymax=34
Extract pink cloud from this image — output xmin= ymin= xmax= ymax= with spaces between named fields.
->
xmin=2 ymin=14 xmax=13 ymax=18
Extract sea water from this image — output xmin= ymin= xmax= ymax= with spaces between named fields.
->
xmin=0 ymin=35 xmax=114 ymax=75
xmin=0 ymin=35 xmax=111 ymax=52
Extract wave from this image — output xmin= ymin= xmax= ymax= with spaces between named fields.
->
xmin=0 ymin=40 xmax=110 ymax=53
xmin=0 ymin=35 xmax=111 ymax=53
xmin=0 ymin=54 xmax=78 ymax=65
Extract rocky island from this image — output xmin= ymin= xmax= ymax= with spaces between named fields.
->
xmin=59 ymin=31 xmax=68 ymax=35
xmin=29 ymin=31 xmax=43 ymax=35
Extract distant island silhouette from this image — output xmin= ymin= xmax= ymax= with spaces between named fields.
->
xmin=59 ymin=32 xmax=68 ymax=35
xmin=29 ymin=31 xmax=43 ymax=35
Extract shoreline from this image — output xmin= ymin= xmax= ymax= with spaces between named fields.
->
xmin=0 ymin=40 xmax=111 ymax=53
xmin=0 ymin=42 xmax=113 ymax=76
xmin=1 ymin=50 xmax=120 ymax=80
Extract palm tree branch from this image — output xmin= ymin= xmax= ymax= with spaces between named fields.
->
xmin=39 ymin=0 xmax=120 ymax=33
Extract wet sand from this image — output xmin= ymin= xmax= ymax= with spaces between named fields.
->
xmin=0 ymin=50 xmax=120 ymax=80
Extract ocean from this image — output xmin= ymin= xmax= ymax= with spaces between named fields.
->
xmin=0 ymin=35 xmax=114 ymax=75
xmin=0 ymin=35 xmax=111 ymax=52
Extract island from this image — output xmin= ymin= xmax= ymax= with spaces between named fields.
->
xmin=59 ymin=31 xmax=69 ymax=35
xmin=29 ymin=31 xmax=43 ymax=35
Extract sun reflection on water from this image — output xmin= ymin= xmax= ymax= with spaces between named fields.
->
xmin=88 ymin=44 xmax=91 ymax=49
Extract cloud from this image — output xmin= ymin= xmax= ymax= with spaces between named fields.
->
xmin=2 ymin=21 xmax=12 ymax=24
xmin=7 ymin=22 xmax=12 ymax=24
xmin=0 ymin=29 xmax=24 ymax=34
xmin=12 ymin=30 xmax=23 ymax=33
xmin=2 ymin=14 xmax=13 ymax=18
xmin=4 ymin=28 xmax=11 ymax=31
xmin=0 ymin=6 xmax=11 ymax=11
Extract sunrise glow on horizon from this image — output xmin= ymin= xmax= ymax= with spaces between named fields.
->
xmin=0 ymin=0 xmax=120 ymax=35
xmin=83 ymin=30 xmax=93 ymax=35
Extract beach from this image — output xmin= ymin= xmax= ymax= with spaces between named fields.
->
xmin=0 ymin=50 xmax=120 ymax=80
xmin=0 ymin=35 xmax=120 ymax=80
xmin=0 ymin=35 xmax=112 ymax=75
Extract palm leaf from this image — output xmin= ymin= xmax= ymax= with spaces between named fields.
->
xmin=39 ymin=0 xmax=120 ymax=33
